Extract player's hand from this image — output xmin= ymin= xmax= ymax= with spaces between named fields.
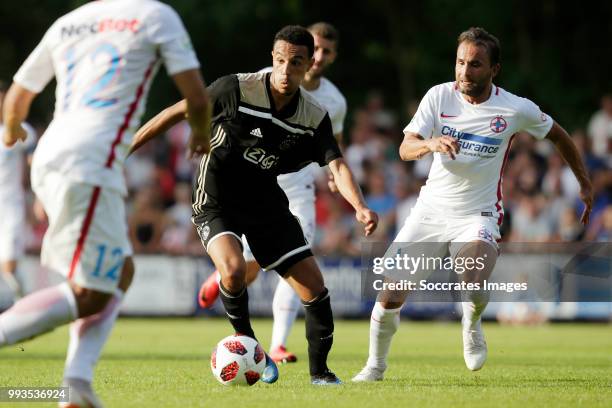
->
xmin=428 ymin=136 xmax=459 ymax=160
xmin=187 ymin=133 xmax=210 ymax=159
xmin=2 ymin=124 xmax=27 ymax=147
xmin=579 ymin=180 xmax=594 ymax=224
xmin=327 ymin=172 xmax=339 ymax=193
xmin=356 ymin=207 xmax=378 ymax=236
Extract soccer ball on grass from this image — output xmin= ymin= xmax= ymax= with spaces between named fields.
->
xmin=211 ymin=334 xmax=266 ymax=386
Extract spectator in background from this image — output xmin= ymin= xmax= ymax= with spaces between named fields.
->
xmin=161 ymin=182 xmax=201 ymax=254
xmin=364 ymin=166 xmax=397 ymax=240
xmin=542 ymin=151 xmax=564 ymax=197
xmin=511 ymin=194 xmax=556 ymax=242
xmin=585 ymin=205 xmax=612 ymax=242
xmin=557 ymin=205 xmax=584 ymax=242
xmin=315 ymin=195 xmax=360 ymax=257
xmin=559 ymin=131 xmax=586 ymax=202
xmin=587 ymin=93 xmax=612 ymax=164
xmin=129 ymin=186 xmax=167 ymax=254
xmin=167 ymin=121 xmax=197 ymax=182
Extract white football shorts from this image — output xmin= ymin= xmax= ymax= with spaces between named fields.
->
xmin=384 ymin=202 xmax=501 ymax=281
xmin=32 ymin=167 xmax=132 ymax=294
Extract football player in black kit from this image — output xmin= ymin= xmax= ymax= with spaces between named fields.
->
xmin=130 ymin=25 xmax=378 ymax=385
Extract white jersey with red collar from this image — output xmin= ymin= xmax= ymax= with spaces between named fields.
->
xmin=404 ymin=82 xmax=553 ymax=224
xmin=14 ymin=0 xmax=199 ymax=195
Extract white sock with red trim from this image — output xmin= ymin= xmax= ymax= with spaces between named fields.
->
xmin=64 ymin=290 xmax=124 ymax=382
xmin=0 ymin=282 xmax=77 ymax=346
xmin=365 ymin=302 xmax=401 ymax=370
xmin=270 ymin=278 xmax=301 ymax=350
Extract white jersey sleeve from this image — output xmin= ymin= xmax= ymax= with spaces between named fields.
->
xmin=403 ymin=86 xmax=439 ymax=138
xmin=518 ymin=98 xmax=553 ymax=140
xmin=146 ymin=4 xmax=199 ymax=75
xmin=13 ymin=29 xmax=55 ymax=93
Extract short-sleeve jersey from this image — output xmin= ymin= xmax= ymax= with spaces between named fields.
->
xmin=14 ymin=0 xmax=199 ymax=195
xmin=192 ymin=72 xmax=342 ymax=220
xmin=0 ymin=122 xmax=37 ymax=201
xmin=404 ymin=82 xmax=553 ymax=223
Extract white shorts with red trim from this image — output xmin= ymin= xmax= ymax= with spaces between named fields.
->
xmin=394 ymin=203 xmax=500 ymax=253
xmin=32 ymin=168 xmax=132 ymax=294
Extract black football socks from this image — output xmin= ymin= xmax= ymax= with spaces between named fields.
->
xmin=302 ymin=287 xmax=334 ymax=376
xmin=219 ymin=281 xmax=256 ymax=340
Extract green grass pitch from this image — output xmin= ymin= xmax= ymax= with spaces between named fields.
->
xmin=0 ymin=318 xmax=610 ymax=407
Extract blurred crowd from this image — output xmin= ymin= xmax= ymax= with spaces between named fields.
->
xmin=20 ymin=92 xmax=612 ymax=257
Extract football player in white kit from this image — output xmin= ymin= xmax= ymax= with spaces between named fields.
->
xmin=0 ymin=81 xmax=37 ymax=300
xmin=198 ymin=22 xmax=347 ymax=363
xmin=353 ymin=27 xmax=593 ymax=381
xmin=0 ymin=1 xmax=211 ymax=406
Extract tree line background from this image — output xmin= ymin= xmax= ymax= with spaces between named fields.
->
xmin=1 ymin=0 xmax=611 ymax=132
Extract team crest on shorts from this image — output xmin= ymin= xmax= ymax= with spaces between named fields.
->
xmin=490 ymin=116 xmax=507 ymax=133
xmin=478 ymin=226 xmax=494 ymax=243
xmin=200 ymin=225 xmax=210 ymax=241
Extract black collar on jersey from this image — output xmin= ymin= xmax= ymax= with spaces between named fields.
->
xmin=265 ymin=72 xmax=301 ymax=119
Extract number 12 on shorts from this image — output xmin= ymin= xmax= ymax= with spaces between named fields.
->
xmin=92 ymin=244 xmax=123 ymax=281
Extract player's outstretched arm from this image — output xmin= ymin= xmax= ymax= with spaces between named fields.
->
xmin=2 ymin=83 xmax=36 ymax=147
xmin=399 ymin=131 xmax=459 ymax=161
xmin=328 ymin=158 xmax=379 ymax=236
xmin=545 ymin=121 xmax=594 ymax=224
xmin=129 ymin=99 xmax=188 ymax=156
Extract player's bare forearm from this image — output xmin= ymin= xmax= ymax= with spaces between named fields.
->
xmin=129 ymin=100 xmax=187 ymax=155
xmin=400 ymin=131 xmax=459 ymax=161
xmin=328 ymin=158 xmax=379 ymax=235
xmin=172 ymin=69 xmax=211 ymax=156
xmin=185 ymin=96 xmax=212 ymax=156
xmin=2 ymin=83 xmax=36 ymax=147
xmin=399 ymin=132 xmax=431 ymax=161
xmin=328 ymin=158 xmax=366 ymax=209
xmin=546 ymin=121 xmax=593 ymax=223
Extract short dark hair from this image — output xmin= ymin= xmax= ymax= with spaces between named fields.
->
xmin=273 ymin=25 xmax=314 ymax=58
xmin=0 ymin=80 xmax=8 ymax=93
xmin=457 ymin=27 xmax=501 ymax=65
xmin=308 ymin=22 xmax=339 ymax=47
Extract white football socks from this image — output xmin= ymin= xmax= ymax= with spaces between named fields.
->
xmin=366 ymin=302 xmax=401 ymax=370
xmin=270 ymin=278 xmax=301 ymax=350
xmin=461 ymin=291 xmax=489 ymax=329
xmin=64 ymin=290 xmax=124 ymax=383
xmin=0 ymin=282 xmax=77 ymax=346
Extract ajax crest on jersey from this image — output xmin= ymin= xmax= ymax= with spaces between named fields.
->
xmin=211 ymin=334 xmax=266 ymax=386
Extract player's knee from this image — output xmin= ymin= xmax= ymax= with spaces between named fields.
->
xmin=118 ymin=257 xmax=135 ymax=292
xmin=218 ymin=258 xmax=247 ymax=293
xmin=70 ymin=284 xmax=113 ymax=317
xmin=456 ymin=240 xmax=498 ymax=283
